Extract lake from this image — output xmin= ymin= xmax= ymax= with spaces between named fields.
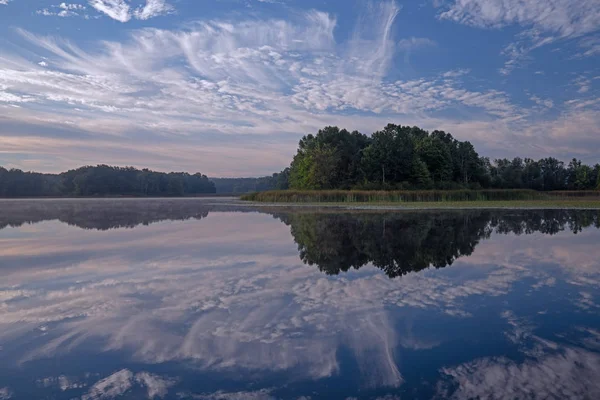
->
xmin=1 ymin=199 xmax=600 ymax=400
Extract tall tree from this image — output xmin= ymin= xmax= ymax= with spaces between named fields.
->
xmin=416 ymin=136 xmax=452 ymax=184
xmin=289 ymin=127 xmax=370 ymax=189
xmin=361 ymin=124 xmax=415 ymax=186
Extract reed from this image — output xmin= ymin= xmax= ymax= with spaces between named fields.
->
xmin=241 ymin=189 xmax=549 ymax=203
xmin=548 ymin=191 xmax=600 ymax=198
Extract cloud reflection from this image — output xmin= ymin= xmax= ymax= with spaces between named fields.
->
xmin=0 ymin=202 xmax=599 ymax=398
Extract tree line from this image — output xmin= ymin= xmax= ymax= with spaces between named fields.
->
xmin=283 ymin=125 xmax=600 ymax=191
xmin=0 ymin=165 xmax=215 ymax=197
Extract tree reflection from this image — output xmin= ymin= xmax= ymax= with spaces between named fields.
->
xmin=0 ymin=199 xmax=217 ymax=230
xmin=1 ymin=201 xmax=599 ymax=277
xmin=277 ymin=210 xmax=600 ymax=277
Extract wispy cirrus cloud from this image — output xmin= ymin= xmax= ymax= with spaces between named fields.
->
xmin=438 ymin=0 xmax=600 ymax=38
xmin=576 ymin=36 xmax=600 ymax=58
xmin=0 ymin=4 xmax=525 ymax=173
xmin=438 ymin=0 xmax=600 ymax=75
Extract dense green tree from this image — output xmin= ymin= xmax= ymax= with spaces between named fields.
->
xmin=567 ymin=158 xmax=596 ymax=190
xmin=289 ymin=127 xmax=370 ymax=189
xmin=416 ymin=136 xmax=453 ymax=184
xmin=454 ymin=141 xmax=482 ymax=186
xmin=283 ymin=124 xmax=599 ymax=192
xmin=538 ymin=157 xmax=567 ymax=191
xmin=361 ymin=124 xmax=415 ymax=186
xmin=275 ymin=168 xmax=290 ymax=190
xmin=411 ymin=157 xmax=433 ymax=188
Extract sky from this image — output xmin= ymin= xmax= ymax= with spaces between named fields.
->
xmin=0 ymin=0 xmax=599 ymax=177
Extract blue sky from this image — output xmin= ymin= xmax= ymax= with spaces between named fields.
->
xmin=0 ymin=0 xmax=599 ymax=176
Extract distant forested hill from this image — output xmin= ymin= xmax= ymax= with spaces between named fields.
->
xmin=0 ymin=165 xmax=215 ymax=197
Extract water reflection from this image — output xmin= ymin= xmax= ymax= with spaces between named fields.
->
xmin=0 ymin=199 xmax=238 ymax=231
xmin=0 ymin=200 xmax=599 ymax=399
xmin=278 ymin=210 xmax=600 ymax=277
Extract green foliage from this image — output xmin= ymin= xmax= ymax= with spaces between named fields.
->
xmin=289 ymin=126 xmax=370 ymax=190
xmin=416 ymin=136 xmax=453 ymax=184
xmin=0 ymin=165 xmax=215 ymax=197
xmin=285 ymin=123 xmax=599 ymax=192
xmin=361 ymin=124 xmax=415 ymax=184
xmin=411 ymin=157 xmax=433 ymax=188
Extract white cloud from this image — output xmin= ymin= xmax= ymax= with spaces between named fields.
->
xmin=530 ymin=95 xmax=554 ymax=109
xmin=81 ymin=369 xmax=134 ymax=400
xmin=186 ymin=389 xmax=276 ymax=400
xmin=576 ymin=36 xmax=600 ymax=58
xmin=439 ymin=348 xmax=600 ymax=399
xmin=0 ymin=388 xmax=11 ymax=400
xmin=88 ymin=0 xmax=131 ymax=22
xmin=133 ymin=0 xmax=173 ymax=20
xmin=89 ymin=0 xmax=173 ymax=22
xmin=60 ymin=2 xmax=86 ymax=10
xmin=37 ymin=2 xmax=87 ymax=17
xmin=36 ymin=9 xmax=54 ymax=16
xmin=36 ymin=375 xmax=86 ymax=391
xmin=573 ymin=76 xmax=592 ymax=94
xmin=397 ymin=37 xmax=437 ymax=50
xmin=135 ymin=372 xmax=177 ymax=399
xmin=80 ymin=369 xmax=176 ymax=400
xmin=0 ymin=0 xmax=11 ymax=5
xmin=438 ymin=0 xmax=600 ymax=39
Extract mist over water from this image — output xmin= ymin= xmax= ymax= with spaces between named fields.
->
xmin=1 ymin=199 xmax=599 ymax=399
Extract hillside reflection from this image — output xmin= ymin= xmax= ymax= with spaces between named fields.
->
xmin=0 ymin=199 xmax=238 ymax=230
xmin=277 ymin=210 xmax=600 ymax=277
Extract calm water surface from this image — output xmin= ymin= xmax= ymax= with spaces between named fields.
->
xmin=1 ymin=199 xmax=600 ymax=400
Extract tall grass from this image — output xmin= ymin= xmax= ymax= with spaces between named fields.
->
xmin=548 ymin=191 xmax=600 ymax=198
xmin=241 ymin=189 xmax=549 ymax=203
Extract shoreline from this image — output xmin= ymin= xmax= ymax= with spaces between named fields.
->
xmin=236 ymin=199 xmax=600 ymax=210
xmin=2 ymin=197 xmax=600 ymax=210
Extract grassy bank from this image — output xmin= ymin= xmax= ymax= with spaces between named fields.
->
xmin=241 ymin=189 xmax=549 ymax=203
xmin=240 ymin=190 xmax=600 ymax=209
